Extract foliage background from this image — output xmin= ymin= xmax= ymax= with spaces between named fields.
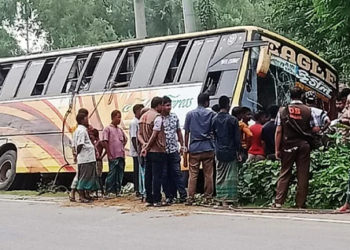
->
xmin=0 ymin=0 xmax=348 ymax=80
xmin=239 ymin=133 xmax=350 ymax=209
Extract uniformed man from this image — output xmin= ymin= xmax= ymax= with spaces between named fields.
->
xmin=274 ymin=87 xmax=320 ymax=209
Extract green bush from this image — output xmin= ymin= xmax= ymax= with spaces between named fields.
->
xmin=238 ymin=133 xmax=350 ymax=209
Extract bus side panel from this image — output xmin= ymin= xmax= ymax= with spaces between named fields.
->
xmin=0 ymin=84 xmax=202 ymax=174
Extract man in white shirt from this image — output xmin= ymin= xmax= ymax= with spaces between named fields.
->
xmin=73 ymin=112 xmax=98 ymax=203
xmin=129 ymin=104 xmax=144 ymax=197
xmin=305 ymin=91 xmax=331 ymax=132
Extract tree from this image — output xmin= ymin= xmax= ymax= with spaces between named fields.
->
xmin=146 ymin=0 xmax=184 ymax=36
xmin=0 ymin=27 xmax=23 ymax=57
xmin=266 ymin=0 xmax=350 ymax=81
xmin=31 ymin=0 xmax=120 ymax=49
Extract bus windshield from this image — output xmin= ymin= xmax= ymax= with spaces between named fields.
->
xmin=242 ymin=33 xmax=338 ymax=116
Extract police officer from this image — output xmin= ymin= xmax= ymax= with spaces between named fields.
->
xmin=274 ymin=87 xmax=320 ymax=209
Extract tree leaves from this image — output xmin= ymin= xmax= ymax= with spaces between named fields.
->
xmin=0 ymin=0 xmax=349 ymax=83
xmin=240 ymin=134 xmax=350 ymax=209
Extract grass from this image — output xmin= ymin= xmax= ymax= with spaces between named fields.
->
xmin=0 ymin=190 xmax=68 ymax=197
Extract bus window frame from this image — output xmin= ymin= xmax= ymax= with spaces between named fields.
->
xmin=45 ymin=56 xmax=77 ymax=96
xmin=151 ymin=40 xmax=190 ymax=85
xmin=0 ymin=62 xmax=29 ymax=101
xmin=74 ymin=53 xmax=93 ymax=93
xmin=173 ymin=40 xmax=192 ymax=83
xmin=113 ymin=46 xmax=144 ymax=88
xmin=15 ymin=60 xmax=46 ymax=99
xmin=190 ymin=36 xmax=220 ymax=83
xmin=88 ymin=50 xmax=121 ymax=92
xmin=129 ymin=44 xmax=163 ymax=88
xmin=179 ymin=39 xmax=204 ymax=83
xmin=152 ymin=41 xmax=180 ymax=85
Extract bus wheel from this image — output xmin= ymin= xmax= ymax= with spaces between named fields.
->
xmin=0 ymin=150 xmax=17 ymax=191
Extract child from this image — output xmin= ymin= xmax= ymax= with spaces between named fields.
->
xmin=103 ymin=110 xmax=127 ymax=197
xmin=92 ymin=129 xmax=105 ymax=197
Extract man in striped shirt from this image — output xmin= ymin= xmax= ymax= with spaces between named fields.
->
xmin=305 ymin=91 xmax=330 ymax=132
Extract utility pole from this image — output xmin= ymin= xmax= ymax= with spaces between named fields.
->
xmin=182 ymin=0 xmax=197 ymax=33
xmin=133 ymin=0 xmax=147 ymax=39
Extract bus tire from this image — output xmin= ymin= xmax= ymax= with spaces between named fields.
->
xmin=0 ymin=150 xmax=17 ymax=191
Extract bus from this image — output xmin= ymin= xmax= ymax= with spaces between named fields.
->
xmin=0 ymin=26 xmax=338 ymax=190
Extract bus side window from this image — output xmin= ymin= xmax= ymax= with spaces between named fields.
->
xmin=130 ymin=44 xmax=163 ymax=88
xmin=152 ymin=41 xmax=188 ymax=85
xmin=0 ymin=65 xmax=11 ymax=93
xmin=0 ymin=62 xmax=28 ymax=101
xmin=45 ymin=56 xmax=76 ymax=95
xmin=203 ymin=71 xmax=222 ymax=96
xmin=165 ymin=41 xmax=188 ymax=83
xmin=62 ymin=55 xmax=88 ymax=93
xmin=79 ymin=52 xmax=102 ymax=91
xmin=88 ymin=50 xmax=121 ymax=92
xmin=179 ymin=40 xmax=204 ymax=83
xmin=191 ymin=37 xmax=220 ymax=82
xmin=31 ymin=59 xmax=57 ymax=96
xmin=15 ymin=60 xmax=46 ymax=98
xmin=113 ymin=48 xmax=142 ymax=88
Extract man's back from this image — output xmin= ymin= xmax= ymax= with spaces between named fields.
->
xmin=261 ymin=121 xmax=276 ymax=156
xmin=248 ymin=123 xmax=264 ymax=155
xmin=311 ymin=107 xmax=328 ymax=129
xmin=184 ymin=106 xmax=215 ymax=153
xmin=139 ymin=109 xmax=166 ymax=153
xmin=278 ymin=102 xmax=314 ymax=148
xmin=212 ymin=112 xmax=240 ymax=162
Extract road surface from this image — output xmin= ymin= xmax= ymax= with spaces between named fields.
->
xmin=1 ymin=198 xmax=349 ymax=250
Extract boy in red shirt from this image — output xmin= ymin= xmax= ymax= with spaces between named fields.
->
xmin=248 ymin=111 xmax=267 ymax=162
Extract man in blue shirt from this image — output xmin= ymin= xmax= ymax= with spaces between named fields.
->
xmin=184 ymin=93 xmax=215 ymax=205
xmin=212 ymin=96 xmax=241 ymax=206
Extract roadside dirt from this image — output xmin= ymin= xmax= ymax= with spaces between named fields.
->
xmin=61 ymin=195 xmax=202 ymax=216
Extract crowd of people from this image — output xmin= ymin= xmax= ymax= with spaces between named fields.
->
xmin=68 ymin=86 xmax=350 ymax=211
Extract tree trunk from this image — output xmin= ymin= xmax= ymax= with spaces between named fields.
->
xmin=182 ymin=0 xmax=197 ymax=33
xmin=133 ymin=0 xmax=147 ymax=39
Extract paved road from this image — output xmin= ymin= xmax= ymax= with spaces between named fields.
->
xmin=1 ymin=200 xmax=350 ymax=250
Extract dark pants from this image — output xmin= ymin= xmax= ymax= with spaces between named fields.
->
xmin=213 ymin=158 xmax=217 ymax=197
xmin=145 ymin=152 xmax=166 ymax=204
xmin=162 ymin=152 xmax=187 ymax=200
xmin=133 ymin=157 xmax=140 ymax=193
xmin=241 ymin=148 xmax=248 ymax=162
xmin=267 ymin=154 xmax=277 ymax=161
xmin=275 ymin=143 xmax=310 ymax=208
xmin=106 ymin=158 xmax=125 ymax=194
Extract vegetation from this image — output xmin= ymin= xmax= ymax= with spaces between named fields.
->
xmin=239 ymin=133 xmax=350 ymax=209
xmin=0 ymin=0 xmax=348 ymax=80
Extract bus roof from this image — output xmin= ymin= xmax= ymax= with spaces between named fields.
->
xmin=0 ymin=26 xmax=337 ymax=73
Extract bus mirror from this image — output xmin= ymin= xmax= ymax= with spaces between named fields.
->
xmin=256 ymin=46 xmax=271 ymax=78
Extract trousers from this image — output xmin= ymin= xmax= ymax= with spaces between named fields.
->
xmin=275 ymin=142 xmax=311 ymax=208
xmin=162 ymin=152 xmax=187 ymax=200
xmin=133 ymin=157 xmax=140 ymax=193
xmin=188 ymin=151 xmax=214 ymax=199
xmin=145 ymin=152 xmax=166 ymax=204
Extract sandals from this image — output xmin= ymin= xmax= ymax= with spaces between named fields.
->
xmin=69 ymin=196 xmax=76 ymax=202
xmin=338 ymin=205 xmax=350 ymax=212
xmin=79 ymin=199 xmax=91 ymax=203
